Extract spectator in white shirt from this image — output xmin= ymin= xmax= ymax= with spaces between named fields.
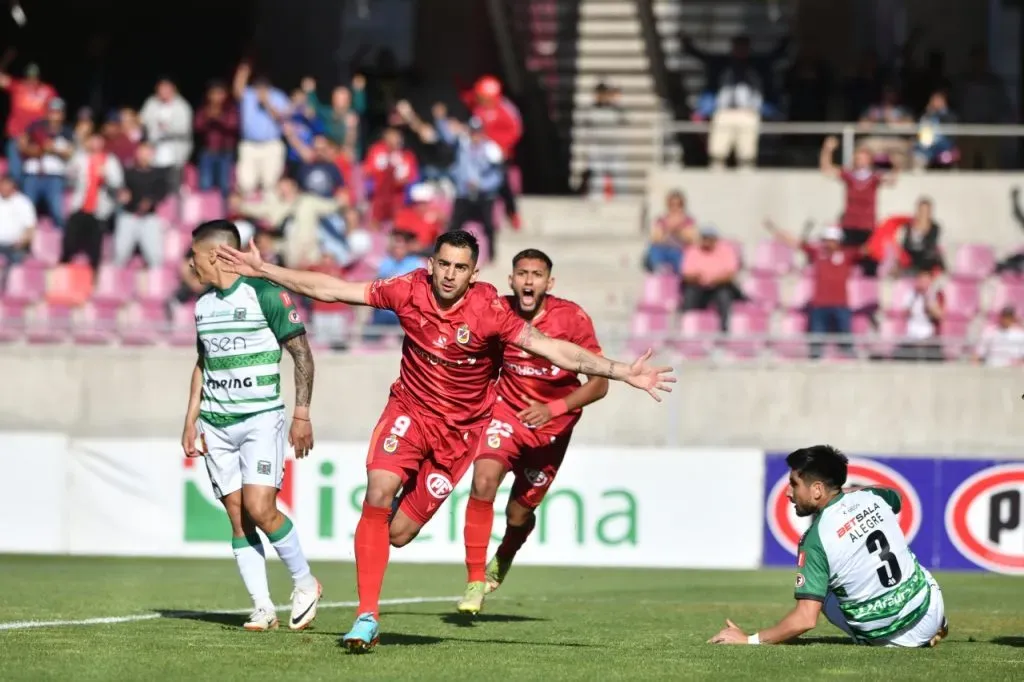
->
xmin=974 ymin=306 xmax=1024 ymax=367
xmin=139 ymin=78 xmax=194 ymax=190
xmin=0 ymin=173 xmax=36 ymax=286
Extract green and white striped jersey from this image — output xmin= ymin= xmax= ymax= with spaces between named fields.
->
xmin=795 ymin=487 xmax=931 ymax=642
xmin=194 ymin=276 xmax=305 ymax=427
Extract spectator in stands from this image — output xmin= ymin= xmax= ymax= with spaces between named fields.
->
xmin=303 ymin=75 xmax=367 ymax=157
xmin=20 ymin=98 xmax=73 ymax=228
xmin=954 ymin=46 xmax=1010 ymax=169
xmin=766 ymin=220 xmax=856 ymax=359
xmin=233 ymin=63 xmax=289 ymax=194
xmin=819 ymin=135 xmax=895 ymax=276
xmin=363 ymin=126 xmax=418 ymax=229
xmin=73 ymin=108 xmax=95 ymax=150
xmin=644 ymin=189 xmax=696 ymax=274
xmin=168 ymin=245 xmax=210 ymax=316
xmin=235 ymin=178 xmax=298 ymax=257
xmin=437 ymin=116 xmax=503 ymax=260
xmin=468 ymin=75 xmax=522 ymax=227
xmin=120 ymin=107 xmax=145 ymax=148
xmin=284 ymin=87 xmax=325 ymax=178
xmin=394 ymin=100 xmax=456 ymax=186
xmin=857 ymin=86 xmax=914 ymax=169
xmin=0 ymin=63 xmax=56 ymax=183
xmin=139 ymin=78 xmax=193 ymax=190
xmin=307 ymin=250 xmax=351 ymax=349
xmin=394 ymin=183 xmax=443 ymax=253
xmin=912 ymin=91 xmax=957 ymax=171
xmin=974 ymin=306 xmax=1024 ymax=367
xmin=113 ymin=142 xmax=168 ymax=268
xmin=193 ymin=81 xmax=239 ymax=198
xmin=899 ymin=197 xmax=944 ymax=274
xmin=894 ymin=269 xmax=945 ymax=362
xmin=62 ymin=133 xmax=123 ymax=274
xmin=102 ymin=111 xmax=138 ymax=169
xmin=0 ymin=173 xmax=36 ymax=286
xmin=682 ymin=33 xmax=788 ymax=170
xmin=366 ymin=230 xmax=424 ymax=336
xmin=681 ymin=225 xmax=740 ymax=332
xmin=581 ymin=82 xmax=626 ymax=200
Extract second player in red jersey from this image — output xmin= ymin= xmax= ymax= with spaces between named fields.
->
xmin=458 ymin=249 xmax=609 ymax=614
xmin=217 ymin=230 xmax=675 ymax=652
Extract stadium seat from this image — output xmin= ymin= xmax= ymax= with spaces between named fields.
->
xmin=750 ymin=239 xmax=795 ymax=276
xmin=673 ymin=309 xmax=719 ymax=359
xmin=137 ymin=266 xmax=179 ymax=303
xmin=163 ymin=228 xmax=190 ymax=265
xmin=92 ymin=266 xmax=136 ymax=306
xmin=873 ymin=316 xmax=907 ymax=358
xmin=783 ymin=276 xmax=814 ymax=311
xmin=156 ymin=198 xmax=179 ymax=225
xmin=183 ymin=191 xmax=224 ymax=226
xmin=182 ymin=164 xmax=198 ymax=191
xmin=722 ymin=309 xmax=769 ymax=358
xmin=628 ymin=309 xmax=669 ymax=355
xmin=882 ymin=278 xmax=914 ymax=315
xmin=119 ymin=302 xmax=165 ymax=346
xmin=847 ymin=277 xmax=880 ymax=313
xmin=988 ymin=277 xmax=1024 ymax=314
xmin=0 ymin=300 xmax=27 ymax=342
xmin=943 ymin=279 xmax=981 ymax=320
xmin=72 ymin=302 xmax=118 ymax=345
xmin=168 ymin=302 xmax=197 ymax=346
xmin=951 ymin=243 xmax=996 ymax=281
xmin=3 ymin=264 xmax=46 ymax=303
xmin=45 ymin=264 xmax=93 ymax=306
xmin=638 ymin=273 xmax=680 ymax=313
xmin=772 ymin=311 xmax=808 ymax=359
xmin=740 ymin=274 xmax=779 ymax=312
xmin=30 ymin=228 xmax=63 ymax=265
xmin=25 ymin=303 xmax=73 ymax=344
xmin=941 ymin=317 xmax=973 ymax=360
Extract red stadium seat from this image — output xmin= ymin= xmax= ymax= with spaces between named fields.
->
xmin=46 ymin=264 xmax=93 ymax=306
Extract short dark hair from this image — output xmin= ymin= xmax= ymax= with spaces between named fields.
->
xmin=434 ymin=230 xmax=479 ymax=263
xmin=512 ymin=248 xmax=553 ymax=272
xmin=785 ymin=445 xmax=848 ymax=490
xmin=192 ymin=219 xmax=241 ymax=249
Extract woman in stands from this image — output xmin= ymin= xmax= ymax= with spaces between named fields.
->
xmin=644 ymin=189 xmax=696 ymax=274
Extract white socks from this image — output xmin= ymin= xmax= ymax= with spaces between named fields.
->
xmin=231 ymin=534 xmax=273 ymax=611
xmin=266 ymin=516 xmax=317 ymax=591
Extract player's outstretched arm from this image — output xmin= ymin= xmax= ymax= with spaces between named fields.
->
xmin=514 ymin=325 xmax=675 ymax=401
xmin=708 ymin=599 xmax=822 ymax=645
xmin=216 ymin=240 xmax=370 ymax=304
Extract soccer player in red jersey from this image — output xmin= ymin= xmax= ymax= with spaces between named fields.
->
xmin=457 ymin=249 xmax=607 ymax=614
xmin=216 ymin=230 xmax=674 ymax=653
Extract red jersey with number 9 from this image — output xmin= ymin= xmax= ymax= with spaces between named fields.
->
xmin=496 ymin=295 xmax=602 ymax=413
xmin=365 ymin=269 xmax=528 ymax=429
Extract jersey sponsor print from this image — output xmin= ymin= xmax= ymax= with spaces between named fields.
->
xmin=945 ymin=463 xmax=1024 ymax=574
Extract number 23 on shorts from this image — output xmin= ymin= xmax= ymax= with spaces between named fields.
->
xmin=485 ymin=418 xmax=513 ymax=450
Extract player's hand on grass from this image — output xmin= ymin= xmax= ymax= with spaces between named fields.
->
xmin=516 ymin=398 xmax=552 ymax=428
xmin=217 ymin=239 xmax=264 ymax=277
xmin=624 ymin=348 xmax=676 ymax=401
xmin=181 ymin=421 xmax=200 ymax=458
xmin=707 ymin=619 xmax=747 ymax=645
xmin=289 ymin=417 xmax=314 ymax=459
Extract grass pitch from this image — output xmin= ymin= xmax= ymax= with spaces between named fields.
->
xmin=0 ymin=556 xmax=1021 ymax=681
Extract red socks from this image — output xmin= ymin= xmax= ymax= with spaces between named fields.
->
xmin=497 ymin=514 xmax=536 ymax=561
xmin=354 ymin=502 xmax=391 ymax=618
xmin=463 ymin=497 xmax=494 ymax=583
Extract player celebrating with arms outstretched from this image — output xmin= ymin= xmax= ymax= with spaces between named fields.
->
xmin=217 ymin=230 xmax=674 ymax=653
xmin=458 ymin=249 xmax=608 ymax=614
xmin=709 ymin=445 xmax=947 ymax=648
xmin=182 ymin=220 xmax=321 ymax=632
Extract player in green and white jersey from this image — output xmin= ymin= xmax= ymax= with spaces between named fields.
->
xmin=181 ymin=220 xmax=321 ymax=632
xmin=709 ymin=445 xmax=948 ymax=648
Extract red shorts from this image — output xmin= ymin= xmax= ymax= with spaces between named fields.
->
xmin=475 ymin=398 xmax=577 ymax=509
xmin=366 ymin=392 xmax=481 ymax=525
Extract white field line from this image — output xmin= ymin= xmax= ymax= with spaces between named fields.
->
xmin=0 ymin=595 xmax=461 ymax=631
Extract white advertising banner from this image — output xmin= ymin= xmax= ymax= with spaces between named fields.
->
xmin=3 ymin=437 xmax=766 ymax=569
xmin=1 ymin=433 xmax=68 ymax=553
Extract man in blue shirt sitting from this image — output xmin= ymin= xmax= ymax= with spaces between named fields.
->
xmin=367 ymin=230 xmax=425 ymax=335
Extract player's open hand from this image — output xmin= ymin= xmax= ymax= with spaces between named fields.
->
xmin=216 ymin=239 xmax=265 ymax=278
xmin=516 ymin=398 xmax=552 ymax=428
xmin=181 ymin=421 xmax=200 ymax=458
xmin=289 ymin=417 xmax=314 ymax=459
xmin=624 ymin=348 xmax=676 ymax=401
xmin=707 ymin=619 xmax=748 ymax=645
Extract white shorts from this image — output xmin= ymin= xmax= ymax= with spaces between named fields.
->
xmin=824 ymin=568 xmax=946 ymax=648
xmin=198 ymin=409 xmax=286 ymax=498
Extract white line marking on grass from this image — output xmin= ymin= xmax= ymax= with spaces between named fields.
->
xmin=0 ymin=595 xmax=461 ymax=631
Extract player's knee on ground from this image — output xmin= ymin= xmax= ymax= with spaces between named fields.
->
xmin=388 ymin=509 xmax=422 ymax=548
xmin=470 ymin=458 xmax=505 ymax=501
xmin=505 ymin=499 xmax=535 ymax=527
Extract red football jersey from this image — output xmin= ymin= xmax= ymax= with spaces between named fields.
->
xmin=496 ymin=295 xmax=602 ymax=413
xmin=365 ymin=269 xmax=528 ymax=429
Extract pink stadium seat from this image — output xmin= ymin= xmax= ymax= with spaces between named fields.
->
xmin=883 ymin=278 xmax=915 ymax=315
xmin=119 ymin=302 xmax=165 ymax=346
xmin=873 ymin=316 xmax=907 ymax=358
xmin=163 ymin=227 xmax=190 ymax=265
xmin=26 ymin=303 xmax=73 ymax=344
xmin=741 ymin=274 xmax=779 ymax=311
xmin=772 ymin=311 xmax=808 ymax=359
xmin=723 ymin=239 xmax=744 ymax=267
xmin=784 ymin=276 xmax=814 ymax=310
xmin=750 ymin=239 xmax=795 ymax=276
xmin=628 ymin=310 xmax=669 ymax=355
xmin=30 ymin=228 xmax=62 ymax=265
xmin=137 ymin=266 xmax=179 ymax=304
xmin=673 ymin=309 xmax=719 ymax=359
xmin=92 ymin=266 xmax=135 ymax=306
xmin=72 ymin=302 xmax=119 ymax=345
xmin=182 ymin=164 xmax=198 ymax=191
xmin=988 ymin=277 xmax=1024 ymax=314
xmin=156 ymin=198 xmax=179 ymax=225
xmin=168 ymin=302 xmax=197 ymax=346
xmin=182 ymin=191 xmax=224 ymax=225
xmin=0 ymin=300 xmax=27 ymax=342
xmin=941 ymin=317 xmax=972 ymax=360
xmin=943 ymin=280 xmax=980 ymax=320
xmin=3 ymin=264 xmax=46 ymax=303
xmin=847 ymin=277 xmax=880 ymax=312
xmin=638 ymin=273 xmax=680 ymax=313
xmin=951 ymin=243 xmax=996 ymax=280
xmin=722 ymin=309 xmax=769 ymax=358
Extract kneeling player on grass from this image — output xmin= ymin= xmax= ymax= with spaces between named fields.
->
xmin=181 ymin=220 xmax=322 ymax=632
xmin=709 ymin=445 xmax=948 ymax=648
xmin=458 ymin=249 xmax=608 ymax=614
xmin=216 ymin=230 xmax=674 ymax=653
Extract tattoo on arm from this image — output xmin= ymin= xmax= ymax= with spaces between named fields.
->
xmin=283 ymin=334 xmax=315 ymax=407
xmin=518 ymin=325 xmax=623 ymax=380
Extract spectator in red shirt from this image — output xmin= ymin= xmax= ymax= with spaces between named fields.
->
xmin=194 ymin=81 xmax=239 ymax=198
xmin=362 ymin=127 xmax=418 ymax=229
xmin=102 ymin=111 xmax=139 ymax=169
xmin=468 ymin=76 xmax=523 ymax=229
xmin=394 ymin=183 xmax=443 ymax=253
xmin=0 ymin=63 xmax=57 ymax=183
xmin=766 ymin=220 xmax=857 ymax=359
xmin=819 ymin=135 xmax=896 ymax=277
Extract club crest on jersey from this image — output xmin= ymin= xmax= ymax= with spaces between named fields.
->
xmin=487 ymin=434 xmax=501 ymax=450
xmin=233 ymin=308 xmax=247 ymax=321
xmin=456 ymin=324 xmax=471 ymax=345
xmin=288 ymin=309 xmax=301 ymax=324
xmin=383 ymin=435 xmax=398 ymax=453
